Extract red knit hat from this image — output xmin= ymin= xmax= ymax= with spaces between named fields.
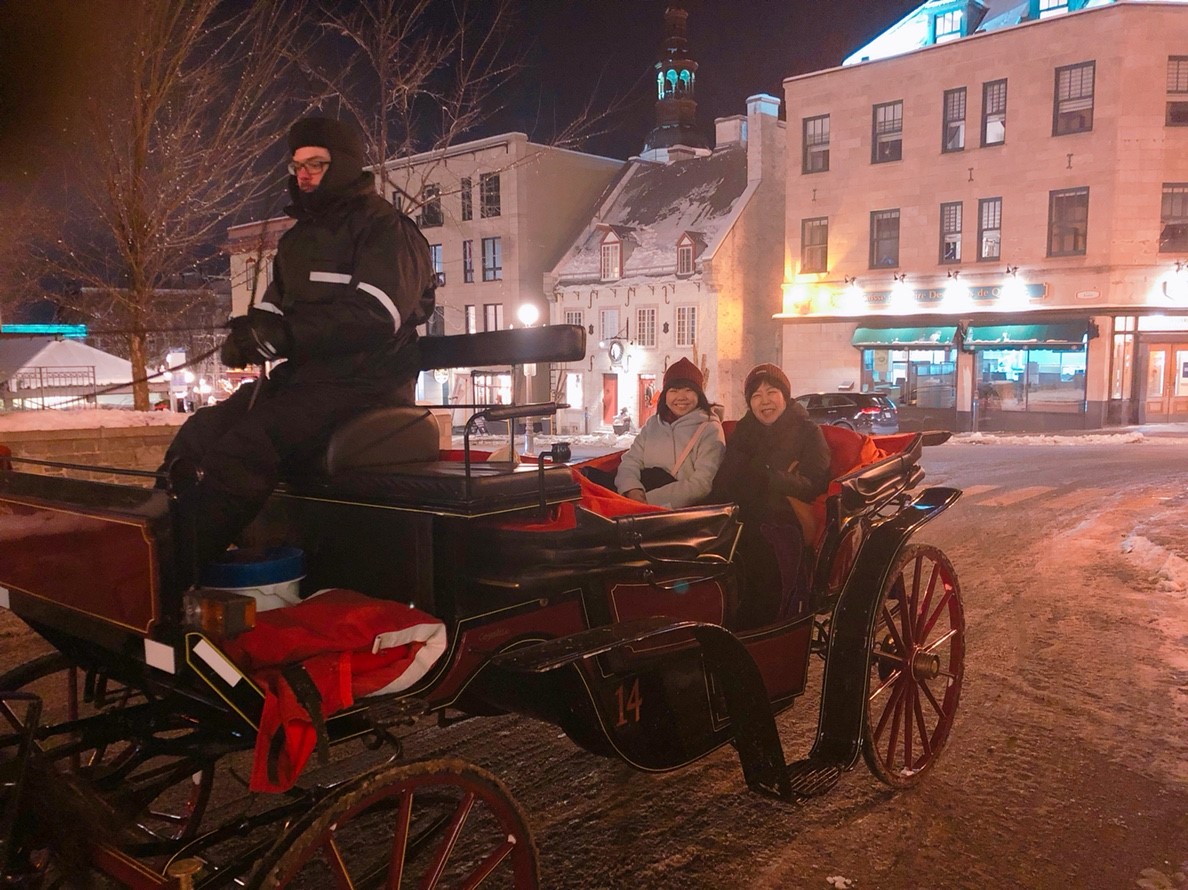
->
xmin=663 ymin=357 xmax=703 ymax=391
xmin=744 ymin=363 xmax=791 ymax=403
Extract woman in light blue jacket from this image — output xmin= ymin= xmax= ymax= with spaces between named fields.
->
xmin=614 ymin=357 xmax=726 ymax=509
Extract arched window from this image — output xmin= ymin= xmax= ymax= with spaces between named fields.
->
xmin=678 ymin=70 xmax=691 ymax=93
xmin=656 ymin=71 xmax=666 ymax=100
xmin=666 ymin=69 xmax=678 ymax=96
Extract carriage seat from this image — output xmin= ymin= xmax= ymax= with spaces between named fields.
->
xmin=323 ymin=406 xmax=441 ymax=476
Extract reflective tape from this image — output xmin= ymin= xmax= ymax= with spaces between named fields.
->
xmin=357 ymin=281 xmax=402 ymax=331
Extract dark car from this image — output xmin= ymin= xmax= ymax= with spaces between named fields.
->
xmin=794 ymin=391 xmax=899 ymax=435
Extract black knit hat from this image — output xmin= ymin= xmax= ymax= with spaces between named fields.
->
xmin=744 ymin=362 xmax=791 ymax=403
xmin=287 ymin=116 xmax=365 ymax=192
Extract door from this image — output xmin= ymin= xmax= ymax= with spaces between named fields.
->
xmin=602 ymin=373 xmax=618 ymax=427
xmin=1144 ymin=343 xmax=1188 ymax=422
xmin=638 ymin=374 xmax=658 ymax=427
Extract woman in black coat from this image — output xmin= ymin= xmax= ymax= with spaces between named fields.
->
xmin=710 ymin=363 xmax=832 ymax=627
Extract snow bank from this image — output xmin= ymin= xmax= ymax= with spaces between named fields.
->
xmin=952 ymin=431 xmax=1188 ymax=446
xmin=0 ymin=408 xmax=185 ymax=432
xmin=1121 ymin=534 xmax=1188 ymax=593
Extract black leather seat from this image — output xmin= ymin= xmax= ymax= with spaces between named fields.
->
xmin=324 ymin=406 xmax=441 ymax=476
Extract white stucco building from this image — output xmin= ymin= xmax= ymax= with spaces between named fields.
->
xmin=779 ymin=0 xmax=1188 ymax=431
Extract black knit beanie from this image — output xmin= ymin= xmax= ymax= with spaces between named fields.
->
xmin=287 ymin=116 xmax=366 ymax=193
xmin=744 ymin=362 xmax=791 ymax=403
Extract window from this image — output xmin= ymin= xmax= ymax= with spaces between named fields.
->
xmin=426 ymin=306 xmax=445 ymax=337
xmin=460 ymin=177 xmax=473 ymax=221
xmin=802 ymin=115 xmax=830 ymax=173
xmin=1160 ymin=183 xmax=1188 ymax=253
xmin=869 ymin=209 xmax=900 ymax=268
xmin=464 ymin=304 xmax=477 ymax=334
xmin=801 ymin=217 xmax=828 ymax=273
xmin=429 ymin=244 xmax=444 ymax=285
xmin=600 ymin=308 xmax=620 ymax=342
xmin=934 ymin=10 xmax=962 ymax=42
xmin=462 ymin=240 xmax=474 ymax=283
xmin=483 ymin=303 xmax=504 ymax=332
xmin=564 ymin=309 xmax=584 ymax=329
xmin=1048 ymin=187 xmax=1089 ymax=256
xmin=981 ymin=80 xmax=1007 ymax=146
xmin=942 ymin=88 xmax=966 ymax=152
xmin=1053 ymin=62 xmax=1094 ymax=135
xmin=481 ymin=237 xmax=502 ymax=281
xmin=677 ymin=242 xmax=694 ymax=275
xmin=1037 ymin=0 xmax=1069 ymax=17
xmin=419 ymin=184 xmax=442 ymax=228
xmin=479 ymin=172 xmax=501 ymax=218
xmin=872 ymin=101 xmax=903 ymax=163
xmin=977 ymin=198 xmax=1002 ymax=261
xmin=600 ymin=239 xmax=621 ymax=281
xmin=1167 ymin=57 xmax=1188 ymax=126
xmin=940 ymin=202 xmax=962 ymax=263
xmin=636 ymin=307 xmax=657 ymax=347
xmin=676 ymin=306 xmax=697 ymax=347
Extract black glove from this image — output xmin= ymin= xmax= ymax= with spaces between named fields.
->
xmin=219 ymin=311 xmax=292 ymax=367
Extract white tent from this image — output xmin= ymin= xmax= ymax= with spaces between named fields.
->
xmin=0 ymin=337 xmax=150 ymax=409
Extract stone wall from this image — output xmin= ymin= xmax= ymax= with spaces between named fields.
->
xmin=0 ymin=424 xmax=183 ymax=485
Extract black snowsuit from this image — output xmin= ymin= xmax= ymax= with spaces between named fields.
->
xmin=710 ymin=402 xmax=832 ymax=627
xmin=163 ymin=170 xmax=435 ymax=574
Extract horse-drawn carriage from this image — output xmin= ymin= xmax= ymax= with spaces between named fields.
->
xmin=0 ymin=325 xmax=964 ymax=887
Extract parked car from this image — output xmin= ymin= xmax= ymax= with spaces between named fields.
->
xmin=794 ymin=391 xmax=899 ymax=435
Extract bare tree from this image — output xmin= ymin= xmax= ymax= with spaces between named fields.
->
xmin=0 ymin=185 xmax=59 ymax=321
xmin=60 ymin=0 xmax=308 ymax=409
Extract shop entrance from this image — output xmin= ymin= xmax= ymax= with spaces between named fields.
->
xmin=638 ymin=374 xmax=658 ymax=427
xmin=1141 ymin=342 xmax=1188 ymax=422
xmin=601 ymin=373 xmax=618 ymax=427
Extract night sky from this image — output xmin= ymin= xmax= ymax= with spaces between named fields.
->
xmin=0 ymin=1 xmax=919 ymax=183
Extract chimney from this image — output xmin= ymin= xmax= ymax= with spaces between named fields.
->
xmin=714 ymin=115 xmax=746 ymax=147
xmin=667 ymin=145 xmax=696 ymax=163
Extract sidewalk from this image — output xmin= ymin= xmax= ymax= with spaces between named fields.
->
xmin=957 ymin=421 xmax=1188 ymax=441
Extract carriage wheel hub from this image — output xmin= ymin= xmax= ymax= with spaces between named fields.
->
xmin=911 ymin=650 xmax=941 ymax=680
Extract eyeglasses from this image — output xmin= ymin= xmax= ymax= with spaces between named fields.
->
xmin=288 ymin=159 xmax=330 ymax=175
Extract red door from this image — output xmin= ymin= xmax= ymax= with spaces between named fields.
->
xmin=638 ymin=374 xmax=658 ymax=426
xmin=602 ymin=373 xmax=618 ymax=427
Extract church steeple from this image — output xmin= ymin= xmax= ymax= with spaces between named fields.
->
xmin=642 ymin=5 xmax=710 ymax=161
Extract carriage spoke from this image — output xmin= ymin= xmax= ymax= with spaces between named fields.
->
xmin=319 ymin=832 xmax=355 ymax=890
xmin=912 ymin=684 xmax=933 ymax=760
xmin=919 ymin=677 xmax=945 ymax=717
xmin=913 ymin=561 xmax=941 ymax=641
xmin=389 ymin=788 xmax=414 ymax=888
xmin=919 ymin=585 xmax=954 ymax=641
xmin=422 ymin=791 xmax=477 ymax=889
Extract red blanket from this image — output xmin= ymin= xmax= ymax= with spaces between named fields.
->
xmin=223 ymin=588 xmax=447 ymax=792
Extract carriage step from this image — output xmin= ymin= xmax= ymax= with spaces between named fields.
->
xmin=783 ymin=757 xmax=842 ymax=798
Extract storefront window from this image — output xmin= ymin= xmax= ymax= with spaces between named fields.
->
xmin=862 ymin=347 xmax=956 ymax=408
xmin=1110 ymin=317 xmax=1135 ymax=400
xmin=977 ymin=347 xmax=1085 ymax=413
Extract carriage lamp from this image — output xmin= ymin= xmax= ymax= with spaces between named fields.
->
xmin=183 ymin=589 xmax=256 ymax=638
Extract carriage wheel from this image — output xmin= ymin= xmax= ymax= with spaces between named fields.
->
xmin=248 ymin=758 xmax=538 ymax=889
xmin=862 ymin=544 xmax=965 ymax=789
xmin=0 ymin=652 xmax=214 ymax=842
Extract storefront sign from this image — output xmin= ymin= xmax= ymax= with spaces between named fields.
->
xmin=863 ymin=283 xmax=1047 ymax=305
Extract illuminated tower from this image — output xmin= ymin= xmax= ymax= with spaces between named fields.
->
xmin=642 ymin=5 xmax=710 ymax=160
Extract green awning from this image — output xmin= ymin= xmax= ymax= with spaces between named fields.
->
xmin=852 ymin=326 xmax=958 ymax=348
xmin=964 ymin=322 xmax=1087 ymax=347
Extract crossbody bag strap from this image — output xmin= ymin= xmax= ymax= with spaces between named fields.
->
xmin=671 ymin=422 xmax=708 ymax=476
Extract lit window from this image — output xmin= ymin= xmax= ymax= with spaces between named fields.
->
xmin=869 ymin=209 xmax=900 ymax=268
xmin=1053 ymin=61 xmax=1094 ymax=136
xmin=481 ymin=237 xmax=502 ymax=281
xmin=982 ymin=80 xmax=1007 ymax=146
xmin=940 ymin=202 xmax=962 ymax=263
xmin=462 ymin=240 xmax=474 ymax=283
xmin=1037 ymin=0 xmax=1069 ymax=18
xmin=564 ymin=309 xmax=584 ymax=329
xmin=677 ymin=242 xmax=694 ymax=275
xmin=464 ymin=304 xmax=477 ymax=334
xmin=483 ymin=303 xmax=504 ymax=332
xmin=1160 ymin=183 xmax=1188 ymax=253
xmin=479 ymin=173 xmax=501 ymax=218
xmin=636 ymin=307 xmax=657 ymax=347
xmin=802 ymin=115 xmax=830 ymax=173
xmin=872 ymin=101 xmax=903 ymax=164
xmin=801 ymin=217 xmax=828 ymax=273
xmin=600 ymin=308 xmax=620 ymax=342
xmin=943 ymin=88 xmax=966 ymax=152
xmin=934 ymin=10 xmax=962 ymax=42
xmin=676 ymin=306 xmax=697 ymax=347
xmin=978 ymin=198 xmax=1002 ymax=261
xmin=1048 ymin=187 xmax=1089 ymax=257
xmin=600 ymin=239 xmax=621 ymax=281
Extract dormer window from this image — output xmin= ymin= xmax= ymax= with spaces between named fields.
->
xmin=600 ymin=232 xmax=622 ymax=282
xmin=1038 ymin=0 xmax=1069 ymax=18
xmin=934 ymin=10 xmax=962 ymax=43
xmin=676 ymin=233 xmax=698 ymax=276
